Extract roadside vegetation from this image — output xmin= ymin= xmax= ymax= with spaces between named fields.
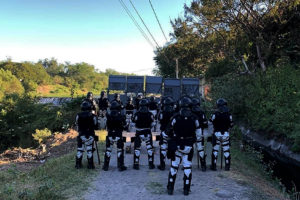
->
xmin=154 ymin=0 xmax=300 ymax=152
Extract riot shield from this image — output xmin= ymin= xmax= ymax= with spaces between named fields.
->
xmin=181 ymin=78 xmax=200 ymax=97
xmin=145 ymin=76 xmax=162 ymax=94
xmin=163 ymin=78 xmax=181 ymax=101
xmin=127 ymin=76 xmax=144 ymax=93
xmin=108 ymin=75 xmax=126 ymax=91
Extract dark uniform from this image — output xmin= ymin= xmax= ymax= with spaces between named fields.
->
xmin=191 ymin=98 xmax=208 ymax=171
xmin=166 ymin=97 xmax=200 ymax=196
xmin=111 ymin=93 xmax=124 ymax=109
xmin=210 ymin=98 xmax=233 ymax=171
xmin=75 ymin=101 xmax=98 ymax=169
xmin=83 ymin=92 xmax=98 ymax=115
xmin=132 ymin=99 xmax=155 ymax=170
xmin=125 ymin=97 xmax=135 ymax=115
xmin=102 ymin=101 xmax=127 ymax=171
xmin=98 ymin=91 xmax=109 ymax=117
xmin=134 ymin=94 xmax=142 ymax=110
xmin=157 ymin=97 xmax=175 ymax=170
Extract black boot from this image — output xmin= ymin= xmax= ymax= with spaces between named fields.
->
xmin=157 ymin=151 xmax=165 ymax=170
xmin=87 ymin=157 xmax=95 ymax=169
xmin=118 ymin=151 xmax=127 ymax=171
xmin=148 ymin=154 xmax=155 ymax=169
xmin=200 ymin=155 xmax=207 ymax=172
xmin=102 ymin=155 xmax=110 ymax=171
xmin=75 ymin=157 xmax=82 ymax=169
xmin=210 ymin=154 xmax=217 ymax=171
xmin=225 ymin=156 xmax=231 ymax=171
xmin=167 ymin=173 xmax=176 ymax=195
xmin=183 ymin=174 xmax=192 ymax=196
xmin=133 ymin=154 xmax=139 ymax=170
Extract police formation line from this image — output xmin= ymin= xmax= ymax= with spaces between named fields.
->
xmin=75 ymin=91 xmax=233 ymax=196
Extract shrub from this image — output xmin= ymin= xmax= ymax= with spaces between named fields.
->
xmin=209 ymin=65 xmax=300 ymax=151
xmin=32 ymin=128 xmax=52 ymax=144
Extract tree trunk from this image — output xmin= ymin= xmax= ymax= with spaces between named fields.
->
xmin=256 ymin=44 xmax=266 ymax=71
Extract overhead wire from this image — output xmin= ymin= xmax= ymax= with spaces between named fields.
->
xmin=118 ymin=0 xmax=155 ymax=49
xmin=128 ymin=0 xmax=160 ymax=48
xmin=148 ymin=0 xmax=168 ymax=43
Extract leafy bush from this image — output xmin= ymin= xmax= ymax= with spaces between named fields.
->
xmin=209 ymin=65 xmax=300 ymax=151
xmin=0 ymin=69 xmax=24 ymax=100
xmin=32 ymin=128 xmax=52 ymax=144
xmin=0 ymin=95 xmax=83 ymax=152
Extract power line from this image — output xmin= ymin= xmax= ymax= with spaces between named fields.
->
xmin=148 ymin=0 xmax=168 ymax=43
xmin=118 ymin=0 xmax=155 ymax=49
xmin=128 ymin=0 xmax=160 ymax=48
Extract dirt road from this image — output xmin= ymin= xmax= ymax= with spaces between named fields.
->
xmin=83 ymin=136 xmax=259 ymax=200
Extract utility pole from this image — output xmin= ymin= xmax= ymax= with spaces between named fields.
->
xmin=175 ymin=58 xmax=179 ymax=79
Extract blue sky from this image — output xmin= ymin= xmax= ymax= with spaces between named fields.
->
xmin=0 ymin=0 xmax=191 ymax=75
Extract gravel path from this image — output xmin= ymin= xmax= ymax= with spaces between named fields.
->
xmin=83 ymin=136 xmax=254 ymax=200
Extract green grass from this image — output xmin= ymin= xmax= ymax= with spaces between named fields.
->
xmin=230 ymin=140 xmax=290 ymax=200
xmin=0 ymin=143 xmax=104 ymax=200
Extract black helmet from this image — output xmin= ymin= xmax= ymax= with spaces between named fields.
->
xmin=191 ymin=98 xmax=200 ymax=107
xmin=114 ymin=93 xmax=120 ymax=100
xmin=139 ymin=98 xmax=149 ymax=107
xmin=127 ymin=96 xmax=133 ymax=102
xmin=150 ymin=96 xmax=155 ymax=102
xmin=100 ymin=91 xmax=105 ymax=97
xmin=163 ymin=97 xmax=174 ymax=106
xmin=87 ymin=92 xmax=93 ymax=100
xmin=110 ymin=101 xmax=121 ymax=110
xmin=179 ymin=96 xmax=192 ymax=108
xmin=81 ymin=101 xmax=92 ymax=111
xmin=216 ymin=98 xmax=227 ymax=107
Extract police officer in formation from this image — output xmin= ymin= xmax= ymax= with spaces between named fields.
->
xmin=131 ymin=98 xmax=156 ymax=170
xmin=157 ymin=97 xmax=175 ymax=170
xmin=102 ymin=101 xmax=127 ymax=171
xmin=125 ymin=96 xmax=135 ymax=115
xmin=112 ymin=93 xmax=124 ymax=109
xmin=98 ymin=91 xmax=109 ymax=117
xmin=210 ymin=98 xmax=233 ymax=171
xmin=191 ymin=98 xmax=208 ymax=171
xmin=83 ymin=92 xmax=98 ymax=115
xmin=75 ymin=101 xmax=98 ymax=169
xmin=166 ymin=96 xmax=200 ymax=196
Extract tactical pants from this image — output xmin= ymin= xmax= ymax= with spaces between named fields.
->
xmin=158 ymin=131 xmax=168 ymax=168
xmin=211 ymin=131 xmax=230 ymax=170
xmin=134 ymin=129 xmax=154 ymax=165
xmin=104 ymin=132 xmax=125 ymax=168
xmin=76 ymin=135 xmax=95 ymax=159
xmin=167 ymin=146 xmax=193 ymax=192
xmin=196 ymin=128 xmax=206 ymax=170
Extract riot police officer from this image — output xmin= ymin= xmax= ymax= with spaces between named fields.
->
xmin=102 ymin=101 xmax=127 ymax=171
xmin=75 ymin=101 xmax=98 ymax=169
xmin=98 ymin=91 xmax=109 ymax=117
xmin=134 ymin=93 xmax=143 ymax=110
xmin=157 ymin=97 xmax=175 ymax=170
xmin=83 ymin=92 xmax=98 ymax=115
xmin=210 ymin=98 xmax=233 ymax=171
xmin=191 ymin=98 xmax=208 ymax=171
xmin=148 ymin=96 xmax=158 ymax=117
xmin=132 ymin=98 xmax=155 ymax=170
xmin=125 ymin=96 xmax=135 ymax=115
xmin=111 ymin=93 xmax=124 ymax=108
xmin=166 ymin=96 xmax=200 ymax=196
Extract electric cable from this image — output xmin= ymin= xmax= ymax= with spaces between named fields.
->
xmin=148 ymin=0 xmax=168 ymax=43
xmin=128 ymin=0 xmax=160 ymax=48
xmin=118 ymin=0 xmax=155 ymax=49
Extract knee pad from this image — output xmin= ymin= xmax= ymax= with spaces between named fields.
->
xmin=134 ymin=149 xmax=141 ymax=157
xmin=87 ymin=151 xmax=93 ymax=159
